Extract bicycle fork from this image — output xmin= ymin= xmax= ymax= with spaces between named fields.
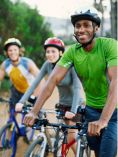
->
xmin=37 ymin=132 xmax=47 ymax=157
xmin=61 ymin=130 xmax=68 ymax=157
xmin=76 ymin=134 xmax=88 ymax=157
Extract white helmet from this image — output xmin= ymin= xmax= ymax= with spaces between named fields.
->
xmin=4 ymin=38 xmax=22 ymax=51
xmin=71 ymin=7 xmax=101 ymax=27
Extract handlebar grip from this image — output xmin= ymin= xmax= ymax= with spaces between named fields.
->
xmin=77 ymin=105 xmax=85 ymax=114
xmin=28 ymin=95 xmax=37 ymax=104
xmin=32 ymin=119 xmax=48 ymax=129
xmin=22 ymin=104 xmax=33 ymax=114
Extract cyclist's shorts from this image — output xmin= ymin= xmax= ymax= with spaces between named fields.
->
xmin=9 ymin=86 xmax=24 ymax=108
xmin=55 ymin=103 xmax=82 ymax=122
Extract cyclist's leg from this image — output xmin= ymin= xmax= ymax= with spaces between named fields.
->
xmin=87 ymin=135 xmax=100 ymax=157
xmin=84 ymin=106 xmax=102 ymax=157
xmin=10 ymin=85 xmax=23 ymax=109
xmin=65 ymin=113 xmax=83 ymax=155
xmin=85 ymin=106 xmax=117 ymax=157
xmin=64 ymin=119 xmax=78 ymax=155
xmin=99 ymin=109 xmax=117 ymax=157
xmin=55 ymin=104 xmax=77 ymax=155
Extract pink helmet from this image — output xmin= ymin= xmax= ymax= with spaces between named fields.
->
xmin=44 ymin=37 xmax=65 ymax=52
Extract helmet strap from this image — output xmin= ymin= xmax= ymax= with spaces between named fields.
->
xmin=52 ymin=56 xmax=61 ymax=69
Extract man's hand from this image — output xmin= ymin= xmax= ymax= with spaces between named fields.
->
xmin=15 ymin=103 xmax=24 ymax=112
xmin=88 ymin=119 xmax=108 ymax=136
xmin=23 ymin=111 xmax=38 ymax=126
xmin=65 ymin=111 xmax=75 ymax=119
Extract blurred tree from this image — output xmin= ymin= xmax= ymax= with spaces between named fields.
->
xmin=0 ymin=0 xmax=53 ymax=66
xmin=94 ymin=0 xmax=117 ymax=39
xmin=0 ymin=0 xmax=13 ymax=37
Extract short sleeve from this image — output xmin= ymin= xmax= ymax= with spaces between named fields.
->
xmin=105 ymin=39 xmax=118 ymax=67
xmin=57 ymin=46 xmax=74 ymax=69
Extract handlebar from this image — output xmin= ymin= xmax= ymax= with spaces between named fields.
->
xmin=22 ymin=104 xmax=33 ymax=114
xmin=32 ymin=118 xmax=83 ymax=131
xmin=22 ymin=104 xmax=86 ymax=120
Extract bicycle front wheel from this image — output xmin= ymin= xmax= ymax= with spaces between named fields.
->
xmin=79 ymin=146 xmax=91 ymax=157
xmin=53 ymin=128 xmax=63 ymax=157
xmin=76 ymin=138 xmax=91 ymax=157
xmin=0 ymin=123 xmax=17 ymax=157
xmin=24 ymin=137 xmax=48 ymax=157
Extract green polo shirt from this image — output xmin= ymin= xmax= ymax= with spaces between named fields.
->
xmin=58 ymin=37 xmax=117 ymax=109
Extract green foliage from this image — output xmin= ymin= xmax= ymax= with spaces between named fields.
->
xmin=0 ymin=0 xmax=54 ymax=90
xmin=0 ymin=78 xmax=10 ymax=92
xmin=0 ymin=0 xmax=53 ymax=67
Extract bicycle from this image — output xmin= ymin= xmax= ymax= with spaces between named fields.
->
xmin=23 ymin=105 xmax=65 ymax=157
xmin=24 ymin=106 xmax=91 ymax=157
xmin=0 ymin=97 xmax=36 ymax=157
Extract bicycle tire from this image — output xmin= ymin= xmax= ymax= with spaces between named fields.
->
xmin=77 ymin=142 xmax=91 ymax=157
xmin=53 ymin=128 xmax=63 ymax=157
xmin=0 ymin=123 xmax=17 ymax=157
xmin=24 ymin=137 xmax=48 ymax=157
xmin=85 ymin=146 xmax=91 ymax=157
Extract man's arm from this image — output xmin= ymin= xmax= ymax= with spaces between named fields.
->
xmin=88 ymin=66 xmax=117 ymax=136
xmin=23 ymin=65 xmax=68 ymax=125
xmin=99 ymin=66 xmax=117 ymax=123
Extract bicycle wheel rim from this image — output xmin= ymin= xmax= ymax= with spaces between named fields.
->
xmin=0 ymin=123 xmax=16 ymax=157
xmin=24 ymin=137 xmax=46 ymax=157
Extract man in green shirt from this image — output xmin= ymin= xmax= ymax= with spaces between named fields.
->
xmin=23 ymin=8 xmax=117 ymax=157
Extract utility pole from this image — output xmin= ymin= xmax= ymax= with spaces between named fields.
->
xmin=110 ymin=0 xmax=117 ymax=39
xmin=94 ymin=0 xmax=105 ymax=36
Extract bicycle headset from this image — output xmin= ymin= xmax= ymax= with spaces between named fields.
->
xmin=71 ymin=8 xmax=101 ymax=48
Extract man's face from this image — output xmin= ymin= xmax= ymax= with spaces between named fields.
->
xmin=74 ymin=20 xmax=98 ymax=44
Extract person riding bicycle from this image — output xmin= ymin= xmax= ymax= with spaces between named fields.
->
xmin=16 ymin=37 xmax=85 ymax=154
xmin=23 ymin=9 xmax=117 ymax=157
xmin=0 ymin=37 xmax=42 ymax=110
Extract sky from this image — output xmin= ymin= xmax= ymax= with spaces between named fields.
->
xmin=12 ymin=0 xmax=110 ymax=19
xmin=18 ymin=0 xmax=110 ymax=19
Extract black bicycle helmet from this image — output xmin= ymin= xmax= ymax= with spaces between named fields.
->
xmin=71 ymin=8 xmax=101 ymax=27
xmin=4 ymin=38 xmax=22 ymax=51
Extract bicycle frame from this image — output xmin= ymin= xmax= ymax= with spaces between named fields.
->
xmin=0 ymin=105 xmax=34 ymax=157
xmin=32 ymin=110 xmax=60 ymax=153
xmin=62 ymin=138 xmax=76 ymax=157
xmin=32 ymin=120 xmax=89 ymax=157
xmin=24 ymin=106 xmax=89 ymax=157
xmin=8 ymin=107 xmax=27 ymax=136
xmin=54 ymin=127 xmax=89 ymax=157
